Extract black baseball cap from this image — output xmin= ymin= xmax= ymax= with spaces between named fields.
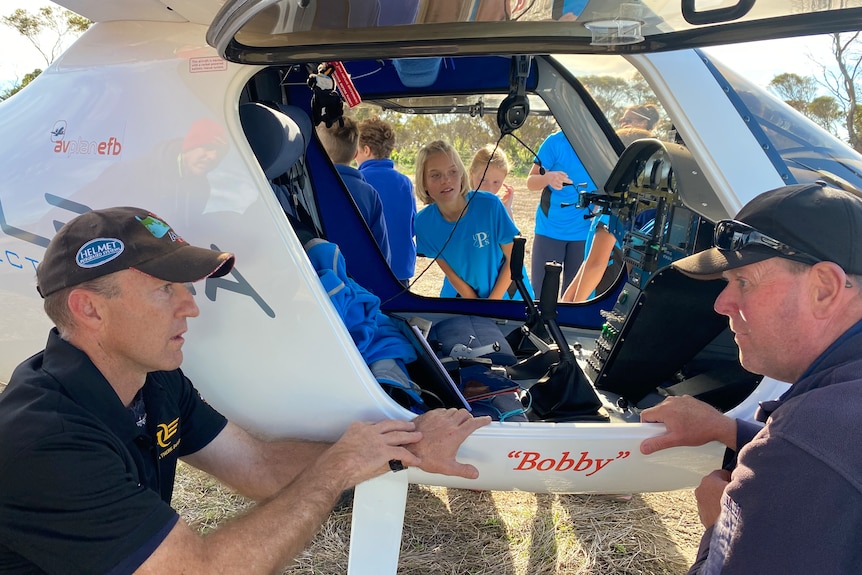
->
xmin=36 ymin=207 xmax=235 ymax=297
xmin=674 ymin=182 xmax=862 ymax=279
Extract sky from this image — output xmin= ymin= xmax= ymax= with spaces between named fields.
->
xmin=0 ymin=0 xmax=841 ymax=93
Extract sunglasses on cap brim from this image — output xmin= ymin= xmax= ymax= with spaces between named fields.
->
xmin=714 ymin=219 xmax=853 ymax=287
xmin=713 ymin=219 xmax=822 ymax=265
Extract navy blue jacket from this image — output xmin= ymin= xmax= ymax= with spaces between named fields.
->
xmin=691 ymin=320 xmax=862 ymax=574
xmin=335 ymin=163 xmax=392 ymax=266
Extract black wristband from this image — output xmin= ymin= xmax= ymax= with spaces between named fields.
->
xmin=388 ymin=459 xmax=406 ymax=472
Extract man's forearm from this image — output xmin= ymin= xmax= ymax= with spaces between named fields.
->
xmin=183 ymin=423 xmax=331 ymax=502
xmin=141 ymin=455 xmax=348 ymax=575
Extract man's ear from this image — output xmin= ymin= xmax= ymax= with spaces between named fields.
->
xmin=67 ymin=288 xmax=104 ymax=330
xmin=809 ymin=262 xmax=848 ymax=318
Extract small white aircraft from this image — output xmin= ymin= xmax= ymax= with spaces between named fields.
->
xmin=2 ymin=0 xmax=861 ymax=572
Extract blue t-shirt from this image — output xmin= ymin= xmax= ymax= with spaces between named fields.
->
xmin=534 ymin=131 xmax=595 ymax=241
xmin=335 ymin=163 xmax=392 ymax=266
xmin=415 ymin=191 xmax=530 ymax=299
xmin=584 ymin=212 xmax=625 ymax=255
xmin=358 ymin=158 xmax=417 ymax=281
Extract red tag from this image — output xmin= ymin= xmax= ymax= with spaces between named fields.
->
xmin=330 ymin=61 xmax=362 ymax=108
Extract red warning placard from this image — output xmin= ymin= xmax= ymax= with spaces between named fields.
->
xmin=330 ymin=61 xmax=362 ymax=108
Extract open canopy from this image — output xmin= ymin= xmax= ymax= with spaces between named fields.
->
xmin=50 ymin=1 xmax=862 ymax=63
xmin=203 ymin=0 xmax=862 ymax=63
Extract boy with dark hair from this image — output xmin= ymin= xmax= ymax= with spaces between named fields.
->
xmin=316 ymin=116 xmax=392 ymax=266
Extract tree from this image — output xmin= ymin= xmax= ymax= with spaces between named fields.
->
xmin=2 ymin=6 xmax=90 ymax=66
xmin=853 ymin=104 xmax=862 ymax=143
xmin=767 ymin=72 xmax=843 ymax=134
xmin=580 ymin=73 xmax=670 ymax=140
xmin=818 ymin=32 xmax=862 ymax=151
xmin=0 ymin=6 xmax=90 ymax=100
xmin=766 ymin=33 xmax=862 ymax=148
xmin=1 ymin=68 xmax=42 ymax=100
xmin=768 ymin=73 xmax=819 ymax=113
xmin=579 ymin=75 xmax=632 ymax=122
xmin=808 ymin=95 xmax=843 ymax=133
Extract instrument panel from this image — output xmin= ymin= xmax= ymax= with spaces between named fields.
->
xmin=596 ymin=138 xmax=717 ymax=288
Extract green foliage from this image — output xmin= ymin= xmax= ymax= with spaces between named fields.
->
xmin=579 ymin=74 xmax=633 ymax=118
xmin=854 ymin=104 xmax=862 ymax=143
xmin=808 ymin=95 xmax=843 ymax=133
xmin=353 ymin=70 xmax=667 ymax=178
xmin=580 ymin=72 xmax=670 ymax=140
xmin=775 ymin=33 xmax=862 ymax=148
xmin=0 ymin=6 xmax=91 ymax=101
xmin=767 ymin=70 xmax=849 ymax=139
xmin=1 ymin=68 xmax=42 ymax=100
xmin=353 ymin=104 xmax=557 ymax=178
xmin=768 ymin=73 xmax=818 ymax=108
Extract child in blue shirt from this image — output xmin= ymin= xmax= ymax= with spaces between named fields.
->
xmin=469 ymin=144 xmax=515 ymax=218
xmin=357 ymin=116 xmax=417 ymax=285
xmin=414 ymin=140 xmax=531 ymax=299
xmin=561 ymin=211 xmax=626 ymax=302
xmin=525 ymin=130 xmax=596 ymax=296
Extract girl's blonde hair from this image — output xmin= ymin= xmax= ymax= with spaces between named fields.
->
xmin=414 ymin=140 xmax=470 ymax=205
xmin=468 ymin=144 xmax=510 ymax=189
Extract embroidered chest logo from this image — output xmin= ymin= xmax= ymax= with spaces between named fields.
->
xmin=156 ymin=417 xmax=181 ymax=458
xmin=473 ymin=231 xmax=490 ymax=248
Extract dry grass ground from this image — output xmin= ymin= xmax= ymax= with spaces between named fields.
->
xmin=173 ymin=462 xmax=702 ymax=574
xmin=170 ymin=175 xmax=705 ymax=574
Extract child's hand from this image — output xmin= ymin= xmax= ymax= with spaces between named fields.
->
xmin=497 ymin=184 xmax=514 ymax=210
xmin=546 ymin=170 xmax=570 ymax=190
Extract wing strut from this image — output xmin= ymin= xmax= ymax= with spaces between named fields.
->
xmin=347 ymin=470 xmax=410 ymax=574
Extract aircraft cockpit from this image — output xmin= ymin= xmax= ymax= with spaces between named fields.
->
xmin=232 ymin=56 xmax=772 ymax=423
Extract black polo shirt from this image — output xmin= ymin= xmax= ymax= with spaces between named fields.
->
xmin=0 ymin=329 xmax=228 ymax=574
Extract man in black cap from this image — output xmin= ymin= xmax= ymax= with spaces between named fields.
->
xmin=0 ymin=207 xmax=488 ymax=574
xmin=638 ymin=182 xmax=862 ymax=574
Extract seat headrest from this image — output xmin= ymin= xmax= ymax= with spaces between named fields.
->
xmin=239 ymin=102 xmax=305 ymax=180
xmin=275 ymin=104 xmax=313 ymax=150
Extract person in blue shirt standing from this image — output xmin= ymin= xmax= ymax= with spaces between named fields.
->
xmin=357 ymin=116 xmax=417 ymax=287
xmin=414 ymin=140 xmax=529 ymax=299
xmin=316 ymin=116 xmax=392 ymax=266
xmin=526 ymin=130 xmax=596 ymax=296
xmin=561 ymin=210 xmax=626 ymax=302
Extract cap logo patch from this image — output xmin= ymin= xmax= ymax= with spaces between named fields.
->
xmin=136 ymin=215 xmax=171 ymax=239
xmin=76 ymin=238 xmax=125 ymax=268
